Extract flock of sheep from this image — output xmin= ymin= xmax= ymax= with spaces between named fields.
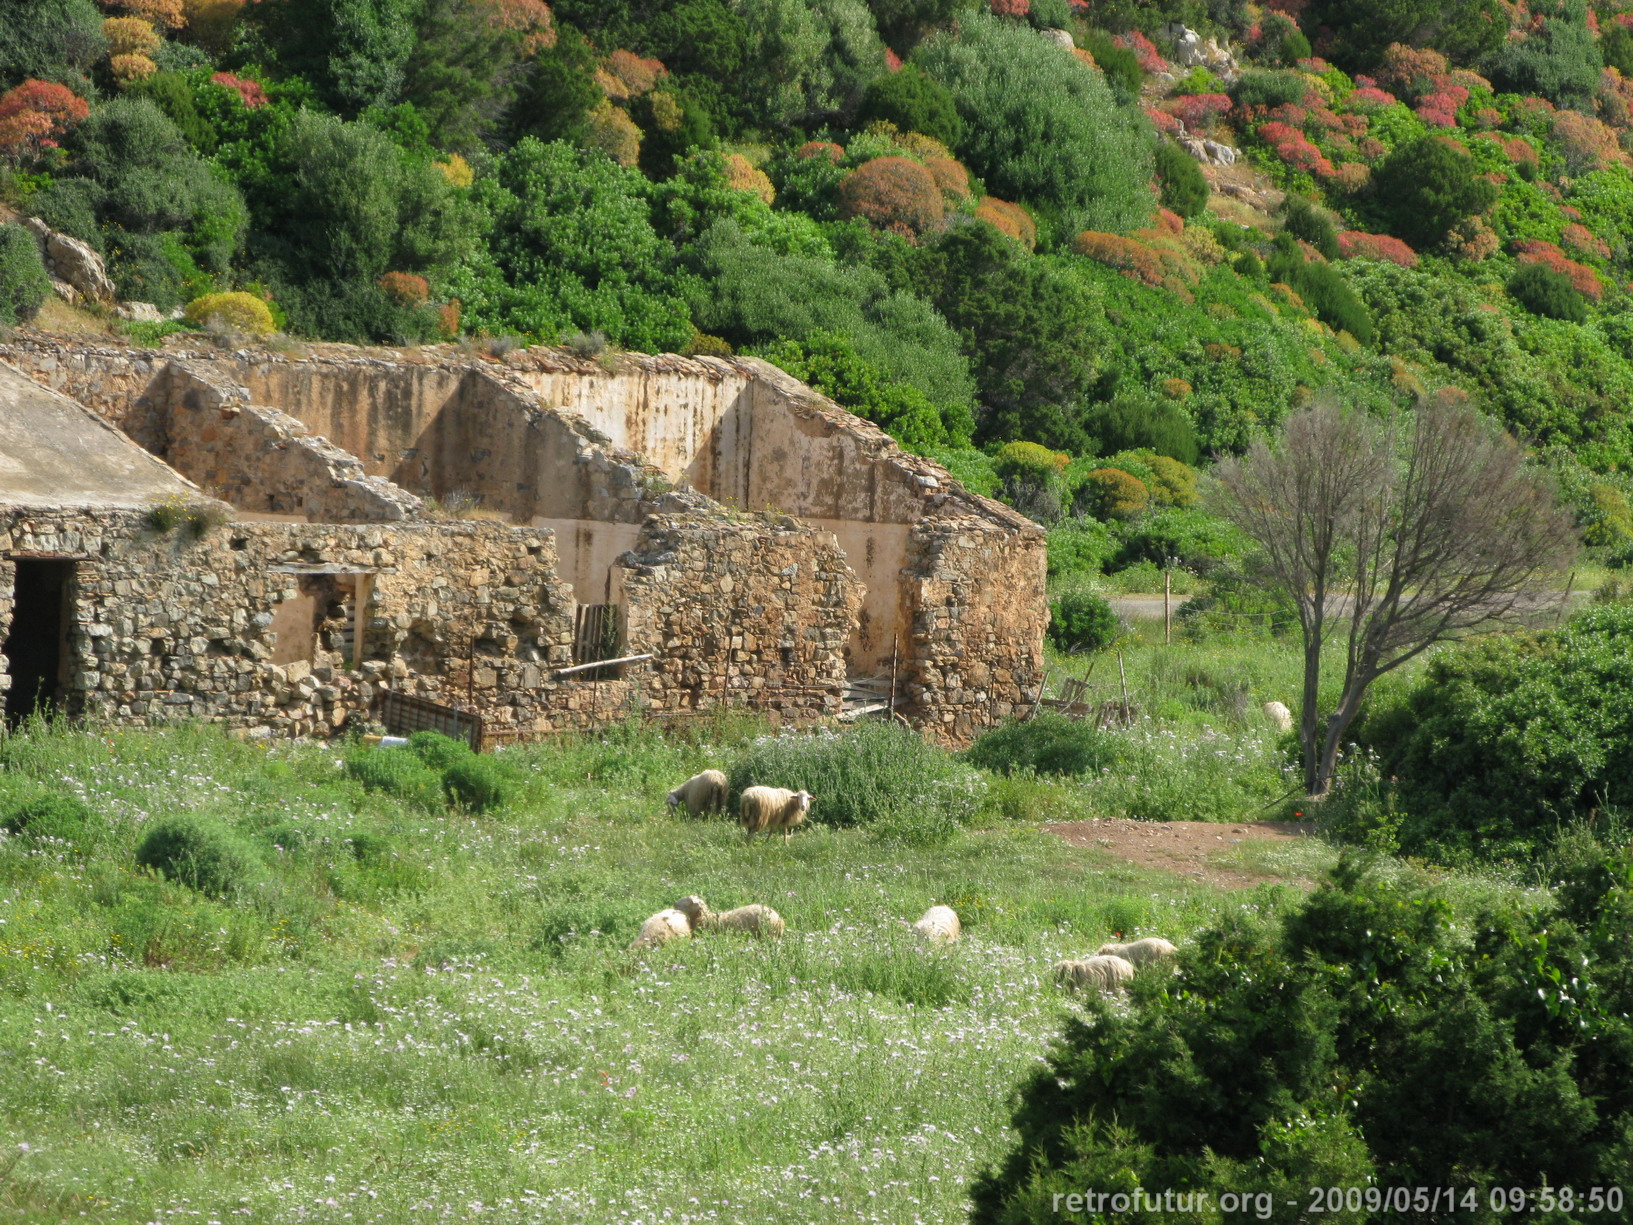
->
xmin=641 ymin=771 xmax=1181 ymax=992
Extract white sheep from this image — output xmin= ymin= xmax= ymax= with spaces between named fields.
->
xmin=913 ymin=905 xmax=961 ymax=945
xmin=738 ymin=786 xmax=813 ymax=842
xmin=705 ymin=903 xmax=786 ymax=938
xmin=1053 ymin=955 xmax=1136 ymax=993
xmin=1095 ymin=937 xmax=1178 ymax=967
xmin=666 ymin=769 xmax=728 ymax=817
xmin=1263 ymin=700 xmax=1293 ymax=733
xmin=630 ymin=893 xmax=712 ymax=951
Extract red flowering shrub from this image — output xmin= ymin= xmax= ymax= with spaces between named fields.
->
xmin=724 ymin=153 xmax=775 ymax=205
xmin=989 ymin=0 xmax=1029 ymax=14
xmin=1072 ymin=231 xmax=1164 ymax=286
xmin=1514 ymin=240 xmax=1603 ymax=299
xmin=839 ymin=157 xmax=944 ymax=236
xmin=1258 ymin=120 xmax=1336 ymax=177
xmin=1472 ymin=106 xmax=1503 ymax=128
xmin=597 ymin=49 xmax=666 ymax=99
xmin=1145 ymin=107 xmax=1182 ymax=133
xmin=210 ymin=72 xmax=267 ymax=108
xmin=1155 ymin=207 xmax=1184 ymax=236
xmin=0 ymin=80 xmax=89 ymax=159
xmin=378 ymin=272 xmax=430 ymax=304
xmin=975 ymin=196 xmax=1036 ymax=249
xmin=1415 ymin=93 xmax=1461 ymax=127
xmin=1164 ymin=93 xmax=1231 ymax=129
xmin=1337 ymin=230 xmax=1417 ymax=266
xmin=438 ymin=300 xmax=461 ymax=338
xmin=1266 ymin=102 xmax=1307 ymax=126
xmin=1357 ymin=136 xmax=1386 ymax=159
xmin=885 ymin=48 xmax=902 ymax=71
xmin=1377 ymin=43 xmax=1448 ymax=100
xmin=1348 ymin=85 xmax=1399 ymax=111
xmin=1113 ymin=30 xmax=1166 ymax=73
xmin=1331 ymin=162 xmax=1371 ymax=192
xmin=797 ymin=140 xmax=843 ymax=162
xmin=1561 ymin=222 xmax=1611 ymax=261
xmin=1501 ymin=136 xmax=1539 ymax=171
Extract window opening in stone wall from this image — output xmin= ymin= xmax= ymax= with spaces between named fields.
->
xmin=573 ymin=603 xmax=623 ymax=678
xmin=2 ymin=559 xmax=75 ymax=726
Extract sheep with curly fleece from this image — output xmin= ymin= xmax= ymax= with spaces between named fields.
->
xmin=738 ymin=786 xmax=813 ymax=842
xmin=1095 ymin=937 xmax=1178 ymax=967
xmin=666 ymin=769 xmax=728 ymax=817
xmin=1053 ymin=954 xmax=1136 ymax=993
xmin=630 ymin=894 xmax=712 ymax=951
xmin=1263 ymin=700 xmax=1293 ymax=733
xmin=705 ymin=903 xmax=786 ymax=938
xmin=913 ymin=905 xmax=961 ymax=945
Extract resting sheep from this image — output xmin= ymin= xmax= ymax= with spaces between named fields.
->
xmin=630 ymin=893 xmax=712 ymax=951
xmin=1263 ymin=700 xmax=1293 ymax=733
xmin=913 ymin=905 xmax=961 ymax=945
xmin=1054 ymin=954 xmax=1136 ymax=994
xmin=738 ymin=786 xmax=814 ymax=842
xmin=705 ymin=903 xmax=786 ymax=938
xmin=1095 ymin=937 xmax=1178 ymax=967
xmin=666 ymin=769 xmax=728 ymax=817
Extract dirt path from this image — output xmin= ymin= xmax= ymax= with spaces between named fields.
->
xmin=1046 ymin=817 xmax=1316 ymax=889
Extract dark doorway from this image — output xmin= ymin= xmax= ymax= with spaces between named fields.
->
xmin=2 ymin=559 xmax=75 ymax=725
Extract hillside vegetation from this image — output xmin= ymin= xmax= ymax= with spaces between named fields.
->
xmin=7 ymin=0 xmax=1633 ymax=565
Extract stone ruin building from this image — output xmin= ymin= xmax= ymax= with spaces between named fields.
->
xmin=0 ymin=332 xmax=1046 ymax=744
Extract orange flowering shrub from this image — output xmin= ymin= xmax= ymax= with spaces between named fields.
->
xmin=1080 ymin=468 xmax=1150 ymax=520
xmin=1336 ymin=230 xmax=1417 ymax=267
xmin=974 ymin=196 xmax=1036 ymax=249
xmin=210 ymin=72 xmax=266 ymax=108
xmin=378 ymin=272 xmax=430 ymax=305
xmin=103 ymin=0 xmax=184 ymax=28
xmin=1160 ymin=377 xmax=1192 ymax=399
xmin=838 ymin=156 xmax=944 ymax=237
xmin=438 ymin=300 xmax=461 ymax=339
xmin=0 ymin=80 xmax=89 ymax=159
xmin=724 ymin=153 xmax=775 ymax=205
xmin=798 ymin=140 xmax=843 ymax=162
xmin=480 ymin=0 xmax=555 ymax=54
xmin=924 ymin=155 xmax=970 ymax=200
xmin=1561 ymin=223 xmax=1611 ymax=262
xmin=596 ymin=49 xmax=666 ymax=99
xmin=1072 ymin=231 xmax=1163 ymax=286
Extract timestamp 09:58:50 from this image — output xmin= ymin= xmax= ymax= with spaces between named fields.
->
xmin=1306 ymin=1185 xmax=1626 ymax=1215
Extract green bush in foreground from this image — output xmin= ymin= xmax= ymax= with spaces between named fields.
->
xmin=1047 ymin=590 xmax=1120 ymax=653
xmin=0 ymin=224 xmax=51 ymax=326
xmin=1 ymin=792 xmax=94 ymax=846
xmin=345 ymin=745 xmax=444 ymax=809
xmin=972 ymin=853 xmax=1633 ymax=1223
xmin=442 ymin=755 xmax=509 ymax=812
xmin=135 ymin=814 xmax=266 ymax=899
xmin=965 ymin=713 xmax=1122 ymax=778
xmin=728 ymin=721 xmax=982 ymax=843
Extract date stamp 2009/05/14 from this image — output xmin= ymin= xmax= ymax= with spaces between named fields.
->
xmin=1052 ymin=1185 xmax=1627 ymax=1219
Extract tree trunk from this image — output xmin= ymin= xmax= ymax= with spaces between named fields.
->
xmin=1312 ymin=679 xmax=1371 ymax=797
xmin=1300 ymin=631 xmax=1324 ymax=795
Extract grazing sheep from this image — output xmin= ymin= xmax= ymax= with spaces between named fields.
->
xmin=666 ymin=769 xmax=728 ymax=817
xmin=706 ymin=904 xmax=786 ymax=938
xmin=1095 ymin=937 xmax=1178 ymax=967
xmin=1263 ymin=700 xmax=1293 ymax=733
xmin=1054 ymin=954 xmax=1136 ymax=993
xmin=913 ymin=905 xmax=961 ymax=945
xmin=738 ymin=786 xmax=814 ymax=842
xmin=630 ymin=894 xmax=712 ymax=951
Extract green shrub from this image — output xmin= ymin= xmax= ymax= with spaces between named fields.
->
xmin=183 ymin=292 xmax=276 ymax=336
xmin=406 ymin=729 xmax=475 ymax=770
xmin=1046 ymin=590 xmax=1120 ymax=653
xmin=0 ymin=225 xmax=51 ymax=326
xmin=914 ymin=11 xmax=1154 ymax=233
xmin=1074 ymin=30 xmax=1142 ymax=100
xmin=1045 ymin=518 xmax=1116 ymax=577
xmin=442 ymin=755 xmax=508 ymax=812
xmin=856 ymin=65 xmax=962 ymax=146
xmin=1369 ymin=136 xmax=1499 ymax=250
xmin=1154 ymin=138 xmax=1207 ymax=219
xmin=1268 ymin=250 xmax=1375 ymax=344
xmin=135 ymin=815 xmax=266 ymax=899
xmin=1112 ymin=505 xmax=1249 ymax=571
xmin=1357 ymin=602 xmax=1633 ymax=858
xmin=1229 ymin=69 xmax=1307 ymax=111
xmin=728 ymin=722 xmax=982 ymax=842
xmin=971 ymin=856 xmax=1633 ymax=1223
xmin=1082 ymin=394 xmax=1199 ymax=465
xmin=965 ymin=712 xmax=1122 ymax=777
xmin=1508 ymin=261 xmax=1587 ymax=323
xmin=1 ymin=793 xmax=93 ymax=845
xmin=345 ymin=746 xmax=445 ymax=809
xmin=1077 ymin=467 xmax=1149 ymax=520
xmin=343 ymin=830 xmax=392 ymax=864
xmin=1281 ymin=195 xmax=1338 ymax=260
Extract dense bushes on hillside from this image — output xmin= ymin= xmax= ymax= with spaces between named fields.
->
xmin=972 ymin=854 xmax=1633 ymax=1222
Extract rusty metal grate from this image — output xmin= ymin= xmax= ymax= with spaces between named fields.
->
xmin=379 ymin=690 xmax=482 ymax=749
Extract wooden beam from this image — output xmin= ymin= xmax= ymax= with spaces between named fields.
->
xmin=552 ymin=652 xmax=654 ymax=678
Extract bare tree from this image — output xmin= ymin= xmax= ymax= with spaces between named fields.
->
xmin=1210 ymin=396 xmax=1577 ymax=796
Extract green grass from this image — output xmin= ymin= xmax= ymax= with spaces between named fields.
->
xmin=0 ymin=719 xmax=1260 ymax=1224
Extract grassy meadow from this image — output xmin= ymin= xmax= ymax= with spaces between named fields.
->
xmin=0 ymin=626 xmax=1504 ymax=1224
